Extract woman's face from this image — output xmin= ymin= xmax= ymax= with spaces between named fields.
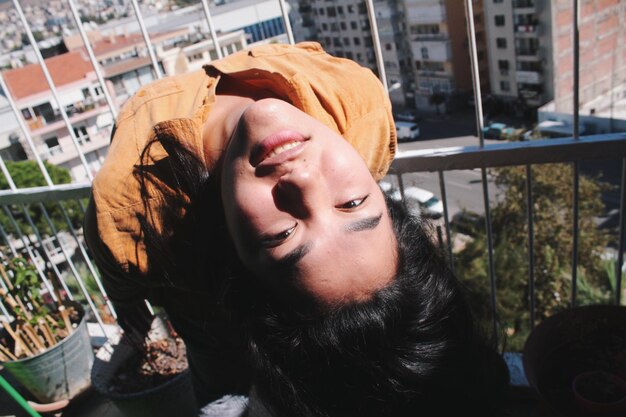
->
xmin=221 ymin=99 xmax=397 ymax=305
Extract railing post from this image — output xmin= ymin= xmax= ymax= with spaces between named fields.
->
xmin=200 ymin=0 xmax=223 ymax=59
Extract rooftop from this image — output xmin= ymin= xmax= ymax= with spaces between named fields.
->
xmin=3 ymin=50 xmax=94 ymax=100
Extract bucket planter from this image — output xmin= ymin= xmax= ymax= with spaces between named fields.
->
xmin=0 ymin=257 xmax=94 ymax=405
xmin=1 ymin=302 xmax=93 ymax=403
xmin=91 ymin=316 xmax=197 ymax=417
xmin=523 ymin=305 xmax=626 ymax=417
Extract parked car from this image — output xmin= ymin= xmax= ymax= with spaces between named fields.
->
xmin=402 ymin=186 xmax=444 ymax=219
xmin=378 ymin=183 xmax=443 ymax=219
xmin=395 ymin=121 xmax=420 ymax=142
xmin=394 ymin=109 xmax=419 ymax=122
xmin=482 ymin=122 xmax=516 ymax=140
xmin=451 ymin=210 xmax=484 ymax=236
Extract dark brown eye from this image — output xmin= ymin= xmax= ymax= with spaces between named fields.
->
xmin=337 ymin=195 xmax=369 ymax=210
xmin=261 ymin=224 xmax=297 ymax=247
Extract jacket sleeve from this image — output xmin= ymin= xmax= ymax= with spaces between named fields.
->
xmin=84 ymin=193 xmax=149 ymax=305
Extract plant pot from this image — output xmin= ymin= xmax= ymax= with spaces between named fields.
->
xmin=91 ymin=334 xmax=197 ymax=417
xmin=523 ymin=305 xmax=626 ymax=417
xmin=572 ymin=371 xmax=626 ymax=414
xmin=2 ymin=302 xmax=94 ymax=403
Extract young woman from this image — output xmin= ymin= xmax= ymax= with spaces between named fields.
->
xmin=85 ymin=42 xmax=507 ymax=414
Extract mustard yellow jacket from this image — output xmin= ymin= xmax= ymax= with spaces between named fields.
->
xmin=86 ymin=42 xmax=396 ymax=315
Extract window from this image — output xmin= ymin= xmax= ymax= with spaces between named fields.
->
xmin=322 ymin=23 xmax=328 ymax=30
xmin=494 ymin=0 xmax=503 ymax=3
xmin=73 ymin=126 xmax=90 ymax=145
xmin=500 ymin=80 xmax=510 ymax=91
xmin=354 ymin=37 xmax=360 ymax=46
xmin=82 ymin=88 xmax=91 ymax=99
xmin=327 ymin=7 xmax=336 ymax=17
xmin=345 ymin=51 xmax=354 ymax=60
xmin=498 ymin=59 xmax=509 ymax=75
xmin=333 ymin=37 xmax=341 ymax=47
xmin=421 ymin=47 xmax=429 ymax=59
xmin=45 ymin=136 xmax=62 ymax=155
xmin=347 ymin=5 xmax=354 ymax=13
xmin=343 ymin=37 xmax=350 ymax=46
xmin=495 ymin=15 xmax=505 ymax=26
xmin=350 ymin=21 xmax=357 ymax=30
xmin=331 ymin=22 xmax=338 ymax=31
xmin=496 ymin=37 xmax=507 ymax=48
xmin=385 ymin=43 xmax=392 ymax=51
xmin=340 ymin=22 xmax=347 ymax=30
xmin=319 ymin=8 xmax=325 ymax=15
xmin=94 ymin=86 xmax=104 ymax=96
xmin=337 ymin=6 xmax=343 ymax=14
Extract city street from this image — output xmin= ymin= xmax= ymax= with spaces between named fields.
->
xmin=384 ymin=112 xmax=503 ymax=217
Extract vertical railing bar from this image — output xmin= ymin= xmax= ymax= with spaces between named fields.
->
xmin=19 ymin=203 xmax=74 ymax=301
xmin=464 ymin=0 xmax=486 ymax=147
xmin=615 ymin=158 xmax=625 ymax=305
xmin=77 ymin=199 xmax=87 ymax=215
xmin=277 ymin=0 xmax=295 ymax=45
xmin=525 ymin=165 xmax=536 ymax=327
xmin=199 ymin=0 xmax=223 ymax=59
xmin=481 ymin=168 xmax=498 ymax=341
xmin=11 ymin=0 xmax=94 ymax=182
xmin=129 ymin=0 xmax=163 ymax=79
xmin=66 ymin=0 xmax=118 ymax=119
xmin=438 ymin=170 xmax=454 ymax=272
xmin=57 ymin=201 xmax=117 ymax=319
xmin=38 ymin=203 xmax=107 ymax=333
xmin=0 ymin=223 xmax=18 ymax=258
xmin=571 ymin=163 xmax=579 ymax=308
xmin=364 ymin=0 xmax=388 ymax=90
xmin=570 ymin=0 xmax=581 ymax=308
xmin=573 ymin=0 xmax=580 ymax=141
xmin=465 ymin=0 xmax=496 ymax=338
xmin=0 ymin=73 xmax=55 ymax=187
xmin=2 ymin=205 xmax=57 ymax=303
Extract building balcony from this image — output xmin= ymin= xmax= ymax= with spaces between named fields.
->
xmin=513 ymin=0 xmax=535 ymax=9
xmin=27 ymin=99 xmax=110 ymax=138
xmin=515 ymin=47 xmax=541 ymax=59
xmin=515 ymin=24 xmax=539 ymax=36
xmin=516 ymin=70 xmax=543 ymax=85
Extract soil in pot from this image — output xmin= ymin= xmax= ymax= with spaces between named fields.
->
xmin=107 ymin=336 xmax=188 ymax=395
xmin=536 ymin=321 xmax=626 ymax=417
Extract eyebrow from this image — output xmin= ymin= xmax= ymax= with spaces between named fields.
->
xmin=273 ymin=242 xmax=313 ymax=270
xmin=271 ymin=213 xmax=383 ymax=269
xmin=344 ymin=213 xmax=383 ymax=233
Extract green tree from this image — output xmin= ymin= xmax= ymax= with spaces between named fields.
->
xmin=455 ymin=163 xmax=613 ymax=351
xmin=0 ymin=161 xmax=83 ymax=238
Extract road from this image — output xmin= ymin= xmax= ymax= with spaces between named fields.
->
xmin=384 ymin=125 xmax=502 ymax=217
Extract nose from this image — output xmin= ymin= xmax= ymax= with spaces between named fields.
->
xmin=274 ymin=166 xmax=327 ymax=218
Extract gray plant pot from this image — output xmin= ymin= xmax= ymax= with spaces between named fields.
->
xmin=3 ymin=302 xmax=94 ymax=403
xmin=91 ymin=335 xmax=197 ymax=417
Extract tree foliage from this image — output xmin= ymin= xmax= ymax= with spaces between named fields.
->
xmin=455 ymin=163 xmax=613 ymax=351
xmin=0 ymin=161 xmax=83 ymax=238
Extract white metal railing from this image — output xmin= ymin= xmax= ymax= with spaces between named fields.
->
xmin=0 ymin=0 xmax=622 ymax=354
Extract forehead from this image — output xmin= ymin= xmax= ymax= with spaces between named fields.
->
xmin=292 ymin=211 xmax=398 ymax=304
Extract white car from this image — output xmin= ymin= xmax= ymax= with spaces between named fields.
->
xmin=379 ymin=182 xmax=443 ymax=219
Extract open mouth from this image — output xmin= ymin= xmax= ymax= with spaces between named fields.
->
xmin=251 ymin=130 xmax=308 ymax=166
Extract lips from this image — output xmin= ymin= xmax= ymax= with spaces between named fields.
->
xmin=251 ymin=130 xmax=307 ymax=167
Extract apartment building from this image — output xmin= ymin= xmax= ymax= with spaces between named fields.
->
xmin=64 ymin=28 xmax=248 ymax=107
xmin=483 ymin=0 xmax=553 ymax=110
xmin=3 ymin=50 xmax=113 ymax=181
xmin=538 ymin=0 xmax=626 ymax=134
xmin=290 ymin=0 xmax=413 ymax=108
xmin=404 ymin=0 xmax=488 ymax=112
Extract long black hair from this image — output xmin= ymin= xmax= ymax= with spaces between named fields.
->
xmin=137 ymin=127 xmax=508 ymax=416
xmin=233 ymin=200 xmax=509 ymax=417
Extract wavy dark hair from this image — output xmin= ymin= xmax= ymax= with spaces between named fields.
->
xmin=137 ymin=127 xmax=509 ymax=416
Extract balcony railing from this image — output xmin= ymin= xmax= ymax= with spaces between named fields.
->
xmin=0 ymin=0 xmax=624 ymax=414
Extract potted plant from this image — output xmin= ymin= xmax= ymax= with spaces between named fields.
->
xmin=91 ymin=313 xmax=198 ymax=417
xmin=523 ymin=305 xmax=626 ymax=417
xmin=0 ymin=257 xmax=94 ymax=405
